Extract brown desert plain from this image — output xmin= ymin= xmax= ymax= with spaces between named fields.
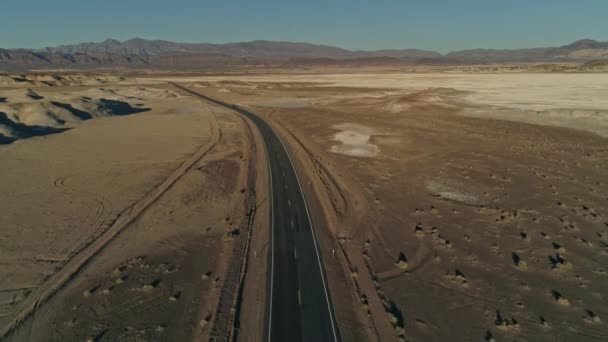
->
xmin=1 ymin=70 xmax=607 ymax=341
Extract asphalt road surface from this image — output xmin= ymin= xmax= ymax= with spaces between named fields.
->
xmin=174 ymin=84 xmax=340 ymax=342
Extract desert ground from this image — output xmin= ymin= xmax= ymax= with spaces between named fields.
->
xmin=168 ymin=73 xmax=608 ymax=342
xmin=0 ymin=75 xmax=265 ymax=341
xmin=1 ymin=71 xmax=607 ymax=341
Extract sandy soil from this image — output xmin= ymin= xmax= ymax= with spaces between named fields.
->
xmin=0 ymin=78 xmax=258 ymax=341
xmin=152 ymin=73 xmax=608 ymax=138
xmin=148 ymin=73 xmax=608 ymax=107
xmin=192 ymin=75 xmax=608 ymax=342
xmin=2 ymin=71 xmax=607 ymax=341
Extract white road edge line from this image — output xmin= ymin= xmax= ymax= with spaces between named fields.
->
xmin=294 ymin=247 xmax=297 ymax=259
xmin=274 ymin=127 xmax=339 ymax=342
xmin=217 ymin=99 xmax=337 ymax=342
xmin=258 ymin=124 xmax=275 ymax=342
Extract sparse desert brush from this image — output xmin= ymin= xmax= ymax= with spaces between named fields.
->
xmin=395 ymin=252 xmax=409 ymax=270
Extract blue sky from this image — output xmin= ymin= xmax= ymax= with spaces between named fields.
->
xmin=2 ymin=0 xmax=607 ymax=52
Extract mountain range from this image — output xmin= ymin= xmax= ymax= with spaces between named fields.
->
xmin=1 ymin=38 xmax=607 ymax=70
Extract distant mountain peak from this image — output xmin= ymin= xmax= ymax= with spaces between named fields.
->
xmin=124 ymin=37 xmax=159 ymax=44
xmin=563 ymin=39 xmax=601 ymax=49
xmin=571 ymin=39 xmax=599 ymax=44
xmin=101 ymin=38 xmax=121 ymax=45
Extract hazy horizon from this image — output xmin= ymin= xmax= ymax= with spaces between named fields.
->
xmin=2 ymin=0 xmax=607 ymax=53
xmin=2 ymin=36 xmax=607 ymax=54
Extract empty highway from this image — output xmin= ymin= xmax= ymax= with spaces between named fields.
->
xmin=174 ymin=84 xmax=340 ymax=342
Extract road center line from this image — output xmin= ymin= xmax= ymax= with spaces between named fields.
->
xmin=298 ymin=289 xmax=302 ymax=306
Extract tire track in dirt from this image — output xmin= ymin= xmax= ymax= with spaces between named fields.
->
xmin=52 ymin=175 xmax=115 ymax=260
xmin=53 ymin=176 xmax=109 ymax=224
xmin=0 ymin=109 xmax=221 ymax=340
